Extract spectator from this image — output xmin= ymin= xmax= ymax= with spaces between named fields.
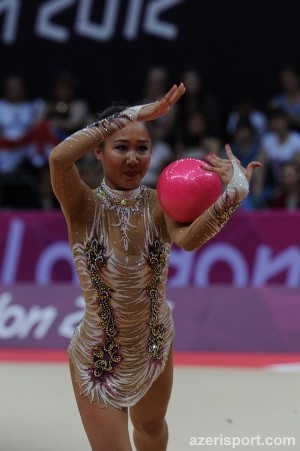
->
xmin=253 ymin=108 xmax=300 ymax=205
xmin=30 ymin=71 xmax=91 ymax=209
xmin=230 ymin=119 xmax=261 ymax=168
xmin=268 ymin=161 xmax=300 ymax=210
xmin=0 ymin=74 xmax=49 ymax=208
xmin=229 ymin=119 xmax=262 ymax=209
xmin=175 ymin=110 xmax=210 ymax=159
xmin=0 ymin=74 xmax=46 ymax=174
xmin=226 ymin=94 xmax=267 ymax=139
xmin=269 ymin=65 xmax=300 ymax=132
xmin=46 ymin=71 xmax=90 ymax=140
xmin=174 ymin=68 xmax=223 ymax=139
xmin=139 ymin=66 xmax=176 ymax=142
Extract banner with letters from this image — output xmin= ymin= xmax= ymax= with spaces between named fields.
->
xmin=0 ymin=284 xmax=299 ymax=352
xmin=0 ymin=210 xmax=299 ymax=287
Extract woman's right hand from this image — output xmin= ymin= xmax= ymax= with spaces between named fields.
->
xmin=203 ymin=144 xmax=261 ymax=185
xmin=137 ymin=83 xmax=186 ymax=122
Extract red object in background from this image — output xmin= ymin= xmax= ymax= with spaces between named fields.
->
xmin=0 ymin=119 xmax=59 ymax=153
xmin=157 ymin=158 xmax=222 ymax=223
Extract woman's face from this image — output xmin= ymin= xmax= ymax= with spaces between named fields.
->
xmin=95 ymin=121 xmax=152 ymax=190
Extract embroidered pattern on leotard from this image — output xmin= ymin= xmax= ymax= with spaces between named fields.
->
xmin=84 ymin=237 xmax=122 ymax=382
xmin=146 ymin=239 xmax=167 ymax=360
xmin=69 ymin=189 xmax=174 ymax=409
xmin=96 ymin=181 xmax=146 ymax=258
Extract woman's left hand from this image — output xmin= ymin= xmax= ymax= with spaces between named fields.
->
xmin=203 ymin=144 xmax=261 ymax=185
xmin=137 ymin=83 xmax=186 ymax=122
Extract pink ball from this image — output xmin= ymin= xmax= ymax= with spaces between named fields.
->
xmin=157 ymin=158 xmax=222 ymax=223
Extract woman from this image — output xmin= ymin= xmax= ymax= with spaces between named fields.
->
xmin=49 ymin=83 xmax=260 ymax=451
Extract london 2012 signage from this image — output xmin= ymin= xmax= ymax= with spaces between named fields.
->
xmin=1 ymin=0 xmax=184 ymax=45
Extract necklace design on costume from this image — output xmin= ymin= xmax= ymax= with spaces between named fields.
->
xmin=96 ymin=180 xmax=146 ymax=258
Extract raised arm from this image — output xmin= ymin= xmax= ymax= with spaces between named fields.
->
xmin=165 ymin=145 xmax=261 ymax=251
xmin=49 ymin=83 xmax=186 ymax=217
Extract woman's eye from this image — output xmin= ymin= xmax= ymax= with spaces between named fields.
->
xmin=138 ymin=146 xmax=149 ymax=153
xmin=116 ymin=145 xmax=127 ymax=151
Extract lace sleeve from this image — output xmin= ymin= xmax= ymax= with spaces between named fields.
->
xmin=65 ymin=108 xmax=134 ymax=146
xmin=207 ymin=160 xmax=248 ymax=231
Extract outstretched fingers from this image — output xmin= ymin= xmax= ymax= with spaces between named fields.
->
xmin=203 ymin=144 xmax=261 ymax=185
xmin=245 ymin=160 xmax=262 ymax=180
xmin=225 ymin=143 xmax=261 ymax=180
xmin=162 ymin=83 xmax=186 ymax=106
xmin=137 ymin=82 xmax=185 ymax=121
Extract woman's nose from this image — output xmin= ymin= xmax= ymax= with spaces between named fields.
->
xmin=127 ymin=151 xmax=138 ymax=164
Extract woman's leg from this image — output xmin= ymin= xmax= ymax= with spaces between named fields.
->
xmin=129 ymin=346 xmax=173 ymax=451
xmin=69 ymin=361 xmax=132 ymax=451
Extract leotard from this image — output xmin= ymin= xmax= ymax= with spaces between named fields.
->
xmin=50 ymin=112 xmax=249 ymax=409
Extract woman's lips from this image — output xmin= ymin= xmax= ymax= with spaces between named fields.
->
xmin=124 ymin=171 xmax=139 ymax=177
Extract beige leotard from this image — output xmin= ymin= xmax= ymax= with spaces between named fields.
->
xmin=68 ymin=183 xmax=175 ymax=408
xmin=49 ymin=110 xmax=249 ymax=409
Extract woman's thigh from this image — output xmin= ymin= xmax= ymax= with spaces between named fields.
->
xmin=129 ymin=345 xmax=174 ymax=428
xmin=69 ymin=361 xmax=132 ymax=451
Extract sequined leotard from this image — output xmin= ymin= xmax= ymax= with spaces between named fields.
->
xmin=49 ymin=108 xmax=249 ymax=409
xmin=68 ymin=183 xmax=175 ymax=408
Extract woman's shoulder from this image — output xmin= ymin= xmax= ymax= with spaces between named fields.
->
xmin=145 ymin=186 xmax=164 ymax=210
xmin=144 ymin=186 xmax=171 ymax=241
xmin=145 ymin=186 xmax=157 ymax=201
xmin=144 ymin=186 xmax=165 ymax=218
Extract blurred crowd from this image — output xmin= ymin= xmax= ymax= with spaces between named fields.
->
xmin=1 ymin=65 xmax=300 ymax=211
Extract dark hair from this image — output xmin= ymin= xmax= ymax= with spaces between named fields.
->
xmin=96 ymin=102 xmax=152 ymax=149
xmin=235 ymin=118 xmax=255 ymax=133
xmin=267 ymin=107 xmax=288 ymax=121
xmin=280 ymin=65 xmax=300 ymax=79
xmin=97 ymin=102 xmax=130 ymax=120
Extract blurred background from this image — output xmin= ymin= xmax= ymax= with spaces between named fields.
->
xmin=0 ymin=1 xmax=300 ymax=449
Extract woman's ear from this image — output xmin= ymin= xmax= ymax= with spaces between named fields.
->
xmin=93 ymin=146 xmax=102 ymax=162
